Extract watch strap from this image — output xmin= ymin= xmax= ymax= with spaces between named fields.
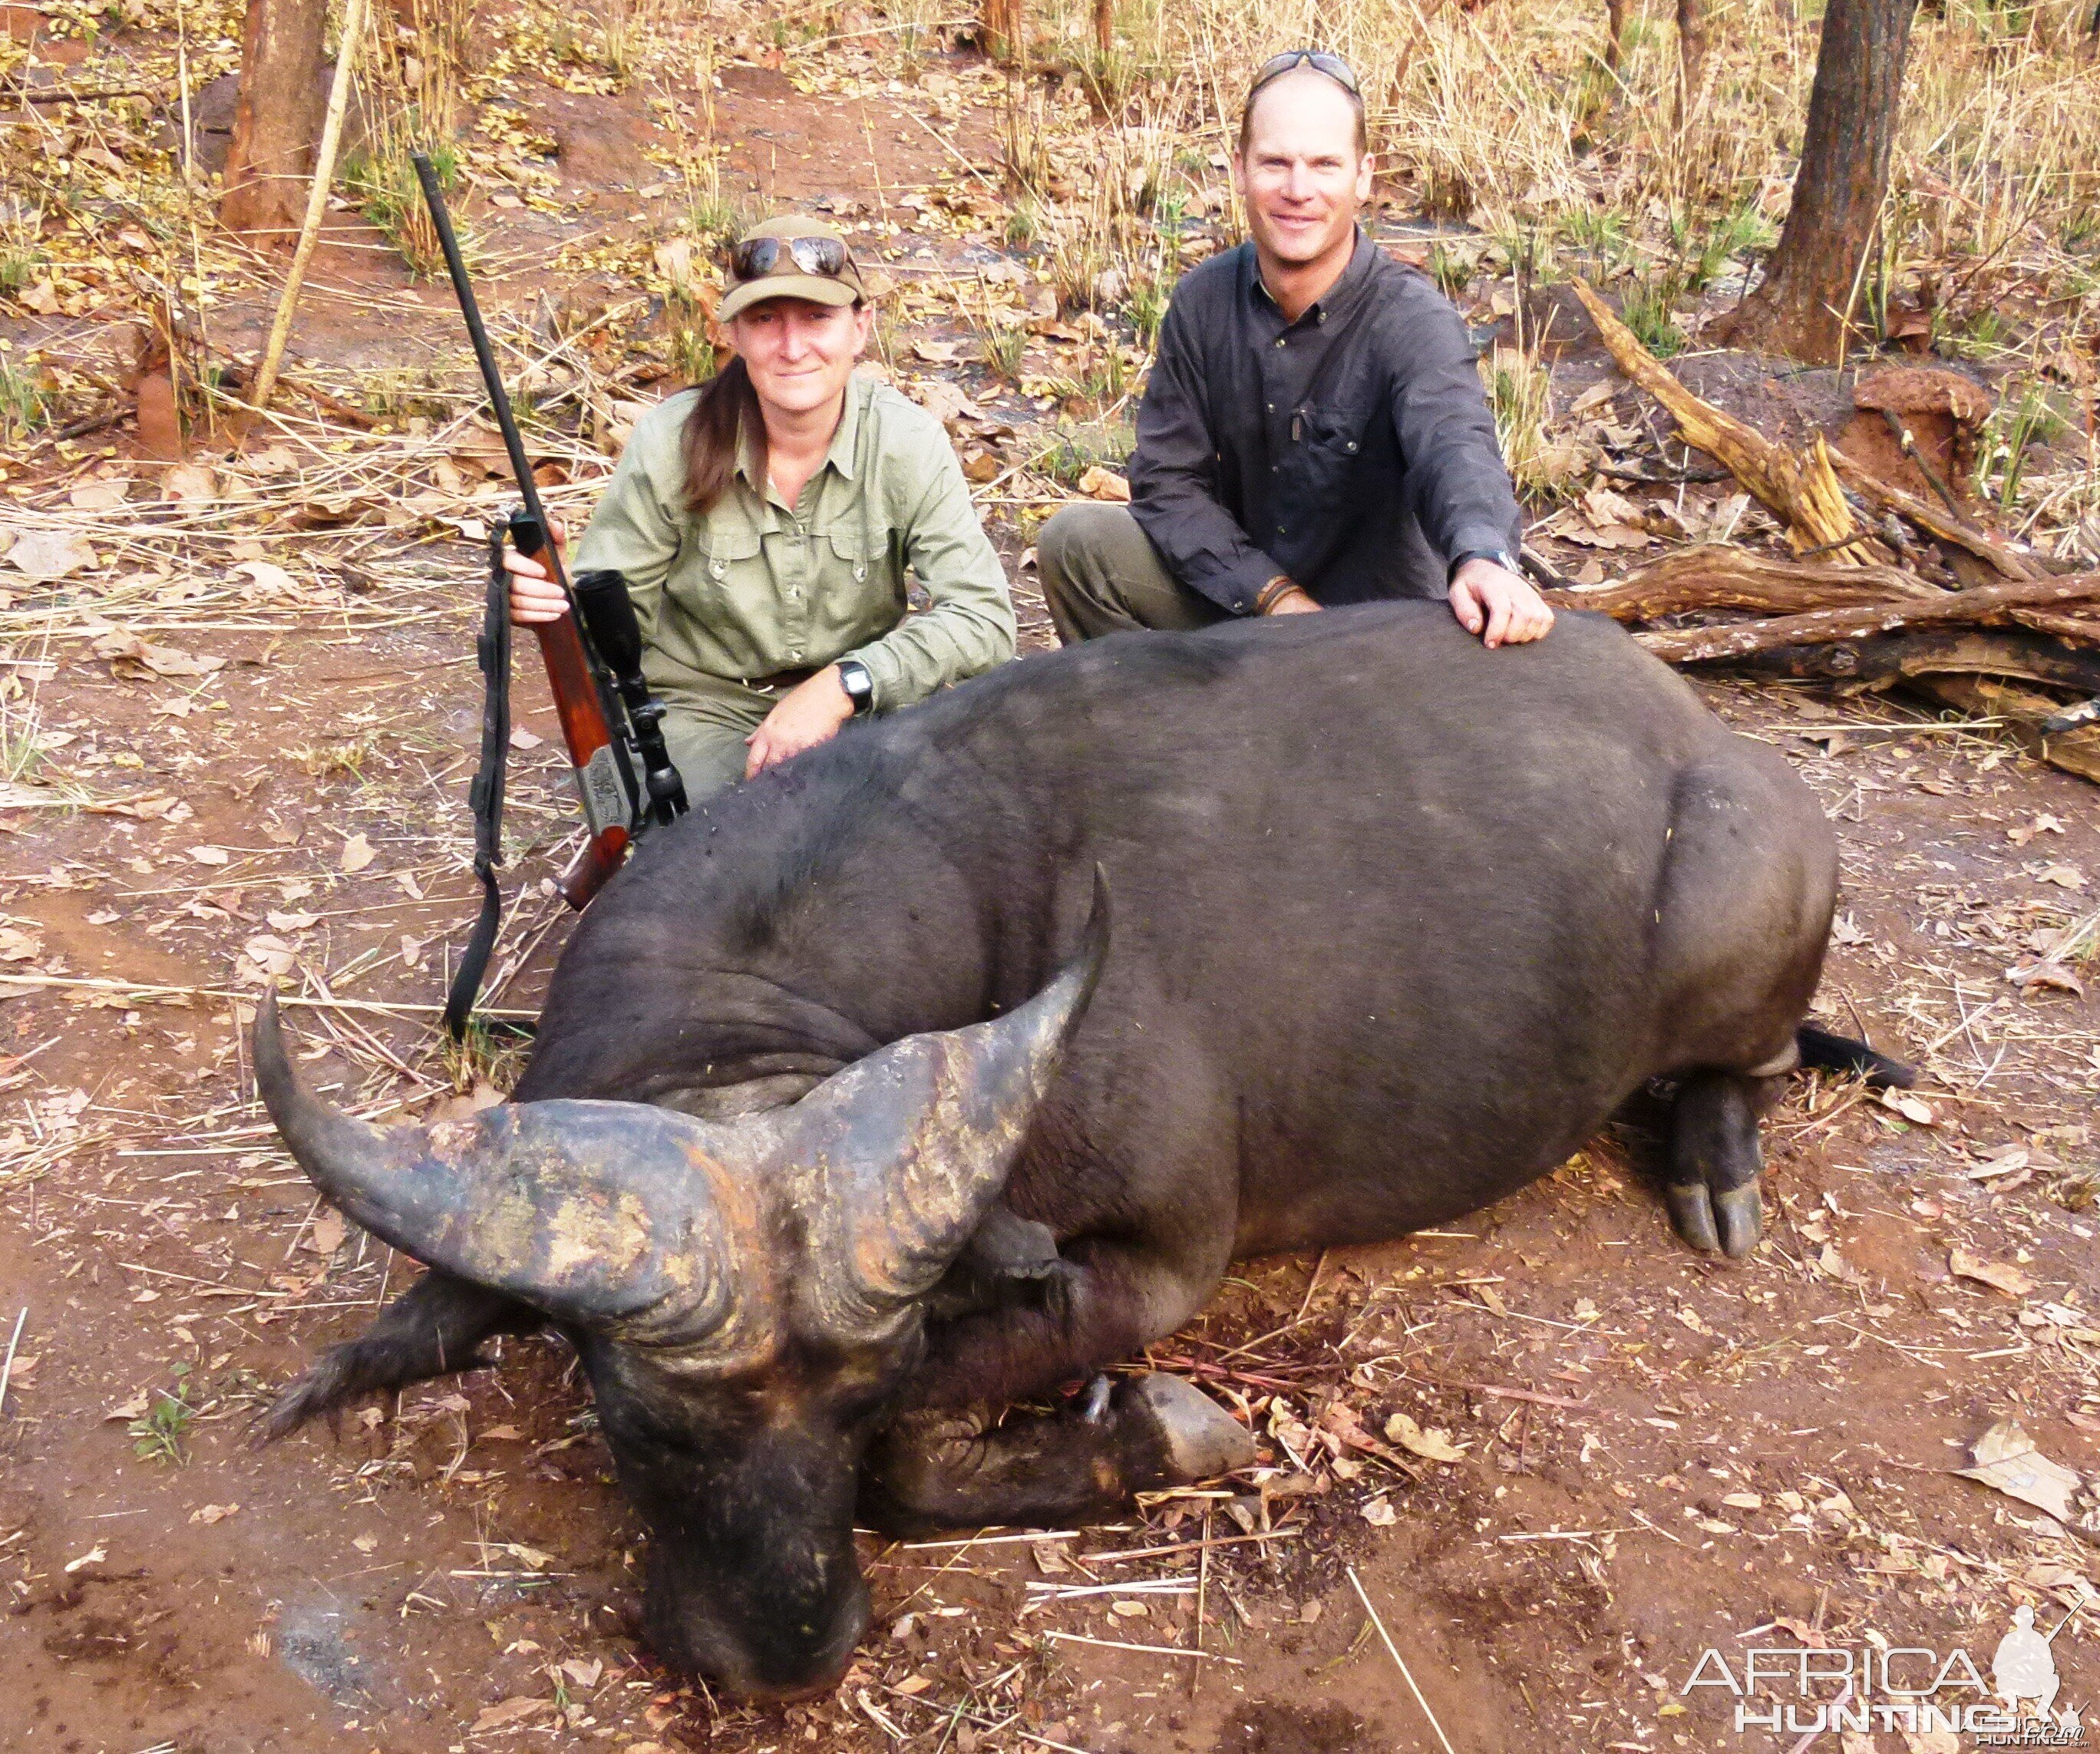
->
xmin=837 ymin=659 xmax=875 ymax=715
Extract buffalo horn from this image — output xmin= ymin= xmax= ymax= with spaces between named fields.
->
xmin=786 ymin=870 xmax=1110 ymax=1337
xmin=252 ymin=993 xmax=761 ymax=1348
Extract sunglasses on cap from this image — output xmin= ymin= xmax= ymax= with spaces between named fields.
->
xmin=1247 ymin=48 xmax=1361 ymax=97
xmin=729 ymin=233 xmax=854 ymax=282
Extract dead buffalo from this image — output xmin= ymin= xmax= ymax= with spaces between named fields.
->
xmin=255 ymin=601 xmax=1901 ymax=1699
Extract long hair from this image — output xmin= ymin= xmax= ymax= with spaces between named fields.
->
xmin=681 ymin=355 xmax=765 ymax=517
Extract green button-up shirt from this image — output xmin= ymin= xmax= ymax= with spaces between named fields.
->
xmin=570 ymin=373 xmax=1015 ymax=711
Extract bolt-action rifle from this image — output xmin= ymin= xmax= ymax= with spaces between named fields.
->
xmin=412 ymin=154 xmax=687 ymax=1037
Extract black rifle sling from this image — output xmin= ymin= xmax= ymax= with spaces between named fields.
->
xmin=443 ymin=522 xmax=513 ymax=1039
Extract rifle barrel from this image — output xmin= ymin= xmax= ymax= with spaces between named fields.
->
xmin=411 ymin=153 xmax=570 ymax=605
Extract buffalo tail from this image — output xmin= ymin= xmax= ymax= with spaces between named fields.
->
xmin=1795 ymin=1024 xmax=1916 ymax=1090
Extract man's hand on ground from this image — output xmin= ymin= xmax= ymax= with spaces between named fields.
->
xmin=745 ymin=666 xmax=855 ymax=778
xmin=503 ymin=515 xmax=571 ymax=626
xmin=1448 ymin=557 xmax=1554 ymax=649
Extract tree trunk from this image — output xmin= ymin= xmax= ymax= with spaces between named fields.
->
xmin=1093 ymin=0 xmax=1111 ymax=58
xmin=1674 ymin=0 xmax=1707 ymax=125
xmin=1605 ymin=0 xmax=1628 ymax=71
xmin=220 ymin=0 xmax=330 ymax=239
xmin=1719 ymin=0 xmax=1920 ymax=362
xmin=982 ymin=0 xmax=1024 ymax=64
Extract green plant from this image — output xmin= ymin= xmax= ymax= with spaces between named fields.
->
xmin=667 ymin=293 xmax=716 ymax=385
xmin=979 ymin=322 xmax=1029 ymax=384
xmin=1036 ymin=418 xmax=1134 ymax=487
xmin=1953 ymin=307 xmax=2018 ymax=359
xmin=682 ymin=154 xmax=754 ymax=249
xmin=130 ymin=1387 xmax=194 ymax=1465
xmin=0 ymin=355 xmax=45 ymax=443
xmin=1558 ymin=206 xmax=1631 ymax=280
xmin=599 ymin=0 xmax=657 ymax=83
xmin=0 ymin=242 xmax=41 ymax=298
xmin=342 ymin=134 xmax=461 ymax=278
xmin=1981 ymin=384 xmax=2068 ymax=510
xmin=0 ymin=697 xmax=45 ymax=784
xmin=1620 ymin=275 xmax=1686 ymax=357
xmin=1068 ymin=345 xmax=1132 ymax=411
xmin=1126 ymin=274 xmax=1169 ymax=349
xmin=289 ymin=733 xmax=381 ymax=781
xmin=1427 ymin=242 xmax=1472 ymax=301
xmin=1488 ymin=218 xmax=1550 ymax=289
xmin=1483 ymin=342 xmax=1580 ymax=503
xmin=443 ymin=1016 xmax=532 ymax=1095
xmin=355 ymin=364 xmax=451 ymax=423
xmin=1673 ymin=199 xmax=1773 ymax=292
xmin=1004 ymin=197 xmax=1038 ymax=250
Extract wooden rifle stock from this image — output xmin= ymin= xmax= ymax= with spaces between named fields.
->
xmin=508 ymin=516 xmax=635 ymax=907
xmin=414 ymin=153 xmax=636 ymax=909
xmin=535 ymin=609 xmax=632 ymax=902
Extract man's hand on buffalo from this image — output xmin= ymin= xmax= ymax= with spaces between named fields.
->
xmin=503 ymin=514 xmax=572 ymax=624
xmin=1448 ymin=556 xmax=1554 ymax=648
xmin=745 ymin=667 xmax=857 ymax=778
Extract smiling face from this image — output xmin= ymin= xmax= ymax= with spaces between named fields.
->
xmin=728 ymin=297 xmax=873 ymax=420
xmin=1232 ymin=68 xmax=1372 ymax=278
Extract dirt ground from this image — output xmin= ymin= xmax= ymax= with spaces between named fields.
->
xmin=5 ymin=23 xmax=2100 ymax=1754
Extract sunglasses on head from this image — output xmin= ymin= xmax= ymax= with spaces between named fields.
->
xmin=1248 ymin=48 xmax=1361 ymax=97
xmin=729 ymin=233 xmax=853 ymax=283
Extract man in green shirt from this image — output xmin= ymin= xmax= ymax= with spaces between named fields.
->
xmin=507 ymin=217 xmax=1015 ymax=800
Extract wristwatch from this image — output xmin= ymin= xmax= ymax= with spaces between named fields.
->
xmin=1448 ymin=547 xmax=1522 ymax=583
xmin=837 ymin=659 xmax=875 ymax=716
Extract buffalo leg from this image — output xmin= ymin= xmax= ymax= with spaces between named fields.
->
xmin=1665 ymin=1072 xmax=1776 ymax=1259
xmin=910 ymin=1231 xmax=1224 ymax=1412
xmin=861 ymin=1372 xmax=1256 ymax=1535
xmin=256 ymin=1271 xmax=540 ymax=1442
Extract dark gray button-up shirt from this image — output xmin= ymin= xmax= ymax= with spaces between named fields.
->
xmin=1129 ymin=230 xmax=1524 ymax=615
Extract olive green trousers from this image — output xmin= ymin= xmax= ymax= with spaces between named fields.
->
xmin=652 ymin=672 xmax=781 ymax=802
xmin=1035 ymin=504 xmax=1231 ymax=644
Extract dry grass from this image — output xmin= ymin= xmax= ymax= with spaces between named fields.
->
xmin=999 ymin=0 xmax=2098 ymax=352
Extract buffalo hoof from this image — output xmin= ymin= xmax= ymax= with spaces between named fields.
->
xmin=1713 ymin=1182 xmax=1763 ymax=1258
xmin=1123 ymin=1373 xmax=1257 ymax=1482
xmin=1665 ymin=1182 xmax=1722 ymax=1254
xmin=1665 ymin=1178 xmax=1763 ymax=1258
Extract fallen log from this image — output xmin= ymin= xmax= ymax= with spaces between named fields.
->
xmin=1546 ymin=543 xmax=1942 ymax=622
xmin=1570 ymin=277 xmax=1877 ymax=564
xmin=1826 ymin=448 xmax=2046 ymax=582
xmin=2006 ymin=608 xmax=2100 ymax=646
xmin=1906 ymin=673 xmax=2100 ymax=785
xmin=1635 ymin=570 xmax=2100 ymax=664
xmin=1734 ymin=629 xmax=2100 ymax=695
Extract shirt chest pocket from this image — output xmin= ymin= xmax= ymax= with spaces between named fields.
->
xmin=678 ymin=525 xmax=764 ymax=614
xmin=824 ymin=525 xmax=871 ymax=587
xmin=1289 ymin=402 xmax=1372 ymax=503
xmin=1299 ymin=403 xmax=1369 ymax=462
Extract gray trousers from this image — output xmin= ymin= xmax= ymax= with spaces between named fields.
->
xmin=1037 ymin=504 xmax=1231 ymax=645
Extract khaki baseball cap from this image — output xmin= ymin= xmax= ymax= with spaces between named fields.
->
xmin=717 ymin=215 xmax=867 ymax=322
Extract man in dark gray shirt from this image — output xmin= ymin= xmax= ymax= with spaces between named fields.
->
xmin=1039 ymin=51 xmax=1553 ymax=648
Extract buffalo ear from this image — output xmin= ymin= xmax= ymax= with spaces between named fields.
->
xmin=781 ymin=870 xmax=1109 ymax=1339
